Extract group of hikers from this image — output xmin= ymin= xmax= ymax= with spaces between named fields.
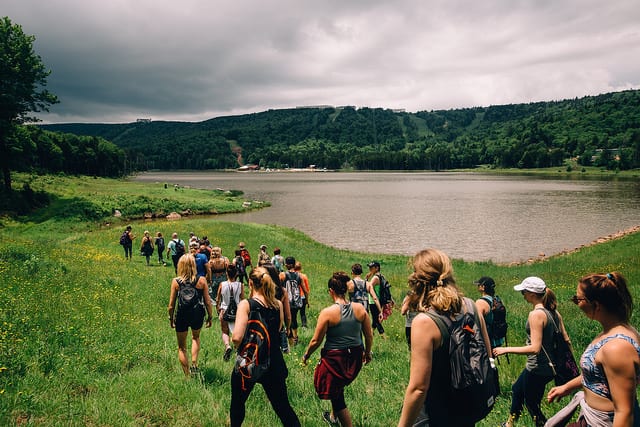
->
xmin=120 ymin=225 xmax=640 ymax=426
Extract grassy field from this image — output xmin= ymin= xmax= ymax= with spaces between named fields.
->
xmin=1 ymin=174 xmax=639 ymax=426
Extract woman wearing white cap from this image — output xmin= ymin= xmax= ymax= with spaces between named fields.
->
xmin=493 ymin=277 xmax=571 ymax=427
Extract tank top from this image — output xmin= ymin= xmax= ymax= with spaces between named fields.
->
xmin=525 ymin=308 xmax=556 ymax=376
xmin=324 ymin=303 xmax=363 ymax=350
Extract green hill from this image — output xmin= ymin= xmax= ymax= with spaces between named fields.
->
xmin=40 ymin=89 xmax=640 ymax=171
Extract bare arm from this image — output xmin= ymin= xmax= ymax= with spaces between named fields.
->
xmin=494 ymin=309 xmax=546 ymax=357
xmin=302 ymin=307 xmax=332 ymax=364
xmin=398 ymin=314 xmax=440 ymax=427
xmin=198 ymin=276 xmax=213 ymax=328
xmin=167 ymin=278 xmax=178 ymax=328
xmin=601 ymin=338 xmax=639 ymax=427
xmin=232 ymin=299 xmax=251 ymax=348
xmin=475 ymin=301 xmax=493 ymax=356
xmin=367 ymin=280 xmax=382 ymax=313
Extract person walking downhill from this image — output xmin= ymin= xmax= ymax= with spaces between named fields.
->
xmin=348 ymin=263 xmax=382 ymax=319
xmin=167 ymin=254 xmax=213 ymax=378
xmin=209 ymin=246 xmax=228 ymax=307
xmin=398 ymin=248 xmax=492 ymax=427
xmin=302 ymin=271 xmax=373 ymax=427
xmin=140 ymin=230 xmax=154 ymax=266
xmin=493 ymin=277 xmax=570 ymax=427
xmin=295 ymin=261 xmax=310 ymax=328
xmin=217 ymin=264 xmax=244 ymax=362
xmin=547 ymin=272 xmax=640 ymax=427
xmin=365 ymin=261 xmax=387 ymax=339
xmin=155 ymin=232 xmax=166 ymax=266
xmin=120 ymin=225 xmax=135 ymax=260
xmin=230 ymin=267 xmax=301 ymax=427
xmin=167 ymin=233 xmax=186 ymax=274
xmin=281 ymin=256 xmax=305 ymax=346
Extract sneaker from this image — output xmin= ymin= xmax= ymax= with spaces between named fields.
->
xmin=322 ymin=411 xmax=339 ymax=426
xmin=223 ymin=346 xmax=232 ymax=361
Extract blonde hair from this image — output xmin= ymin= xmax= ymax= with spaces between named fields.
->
xmin=177 ymin=254 xmax=197 ymax=283
xmin=407 ymin=248 xmax=462 ymax=314
xmin=249 ymin=266 xmax=279 ymax=309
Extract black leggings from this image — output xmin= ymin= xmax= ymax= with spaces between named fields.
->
xmin=510 ymin=369 xmax=553 ymax=426
xmin=230 ymin=368 xmax=300 ymax=427
xmin=370 ymin=304 xmax=384 ymax=334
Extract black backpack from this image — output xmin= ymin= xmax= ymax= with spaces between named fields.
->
xmin=377 ymin=273 xmax=392 ymax=305
xmin=223 ymin=282 xmax=239 ymax=322
xmin=174 ymin=239 xmax=185 ymax=256
xmin=234 ymin=299 xmax=271 ymax=390
xmin=352 ymin=278 xmax=368 ymax=306
xmin=119 ymin=231 xmax=128 ymax=245
xmin=490 ymin=295 xmax=508 ymax=344
xmin=177 ymin=278 xmax=201 ymax=312
xmin=285 ymin=271 xmax=303 ymax=309
xmin=426 ymin=297 xmax=497 ymax=424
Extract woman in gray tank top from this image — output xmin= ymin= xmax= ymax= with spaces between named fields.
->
xmin=302 ymin=271 xmax=374 ymax=427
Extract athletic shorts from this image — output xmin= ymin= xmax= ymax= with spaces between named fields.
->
xmin=174 ymin=306 xmax=205 ymax=333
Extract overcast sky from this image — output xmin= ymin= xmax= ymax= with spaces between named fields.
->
xmin=5 ymin=0 xmax=640 ymax=123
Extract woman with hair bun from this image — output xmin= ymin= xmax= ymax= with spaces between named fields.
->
xmin=302 ymin=271 xmax=373 ymax=427
xmin=547 ymin=272 xmax=640 ymax=427
xmin=493 ymin=276 xmax=571 ymax=427
xmin=229 ymin=266 xmax=300 ymax=427
xmin=398 ymin=248 xmax=492 ymax=427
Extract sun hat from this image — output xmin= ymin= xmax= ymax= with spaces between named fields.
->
xmin=513 ymin=276 xmax=546 ymax=294
xmin=260 ymin=244 xmax=267 ymax=250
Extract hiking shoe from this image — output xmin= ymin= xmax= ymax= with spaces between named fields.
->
xmin=322 ymin=411 xmax=339 ymax=426
xmin=223 ymin=346 xmax=232 ymax=361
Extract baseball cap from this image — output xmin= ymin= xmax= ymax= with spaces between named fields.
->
xmin=260 ymin=244 xmax=267 ymax=250
xmin=513 ymin=276 xmax=546 ymax=293
xmin=367 ymin=261 xmax=380 ymax=268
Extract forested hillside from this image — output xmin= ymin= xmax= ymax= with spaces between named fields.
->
xmin=40 ymin=89 xmax=640 ymax=171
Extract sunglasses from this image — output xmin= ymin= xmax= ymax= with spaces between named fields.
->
xmin=570 ymin=295 xmax=588 ymax=305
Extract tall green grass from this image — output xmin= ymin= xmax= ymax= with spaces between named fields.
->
xmin=1 ymin=176 xmax=639 ymax=426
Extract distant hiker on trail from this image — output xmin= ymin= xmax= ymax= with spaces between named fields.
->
xmin=233 ymin=249 xmax=248 ymax=286
xmin=216 ymin=264 xmax=244 ymax=362
xmin=167 ymin=233 xmax=186 ymax=274
xmin=280 ymin=256 xmax=305 ymax=346
xmin=365 ymin=261 xmax=387 ymax=339
xmin=238 ymin=241 xmax=252 ymax=272
xmin=155 ymin=232 xmax=166 ymax=266
xmin=209 ymin=246 xmax=229 ymax=307
xmin=258 ymin=244 xmax=270 ymax=266
xmin=119 ymin=225 xmax=135 ymax=260
xmin=190 ymin=241 xmax=210 ymax=284
xmin=295 ymin=260 xmax=310 ymax=328
xmin=230 ymin=266 xmax=301 ymax=427
xmin=302 ymin=271 xmax=373 ymax=427
xmin=140 ymin=230 xmax=154 ymax=266
xmin=271 ymin=247 xmax=285 ymax=272
xmin=167 ymin=254 xmax=213 ymax=378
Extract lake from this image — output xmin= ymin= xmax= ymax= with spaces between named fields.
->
xmin=134 ymin=171 xmax=640 ymax=263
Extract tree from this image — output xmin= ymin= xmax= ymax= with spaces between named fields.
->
xmin=0 ymin=16 xmax=58 ymax=191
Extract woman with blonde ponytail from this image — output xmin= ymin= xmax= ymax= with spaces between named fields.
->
xmin=399 ymin=249 xmax=492 ymax=427
xmin=229 ymin=267 xmax=300 ymax=426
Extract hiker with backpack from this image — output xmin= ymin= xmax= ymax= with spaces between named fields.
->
xmin=217 ymin=264 xmax=244 ymax=362
xmin=348 ymin=263 xmax=382 ymax=318
xmin=230 ymin=266 xmax=301 ymax=427
xmin=294 ymin=261 xmax=310 ymax=328
xmin=155 ymin=232 xmax=166 ymax=266
xmin=475 ymin=276 xmax=508 ymax=350
xmin=208 ymin=246 xmax=228 ymax=306
xmin=493 ymin=277 xmax=570 ymax=427
xmin=302 ymin=271 xmax=374 ymax=427
xmin=398 ymin=248 xmax=495 ymax=427
xmin=280 ymin=256 xmax=306 ymax=346
xmin=365 ymin=261 xmax=390 ymax=339
xmin=167 ymin=233 xmax=186 ymax=274
xmin=263 ymin=262 xmax=292 ymax=354
xmin=139 ymin=230 xmax=154 ymax=266
xmin=167 ymin=253 xmax=213 ymax=378
xmin=233 ymin=249 xmax=248 ymax=286
xmin=119 ymin=225 xmax=135 ymax=260
xmin=271 ymin=247 xmax=285 ymax=272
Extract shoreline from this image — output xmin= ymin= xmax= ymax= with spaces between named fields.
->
xmin=509 ymin=224 xmax=640 ymax=265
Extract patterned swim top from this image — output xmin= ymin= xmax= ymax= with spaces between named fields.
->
xmin=581 ymin=333 xmax=640 ymax=399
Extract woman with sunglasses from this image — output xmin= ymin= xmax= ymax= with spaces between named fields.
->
xmin=493 ymin=276 xmax=570 ymax=427
xmin=547 ymin=272 xmax=640 ymax=426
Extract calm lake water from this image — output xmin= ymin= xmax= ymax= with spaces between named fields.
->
xmin=135 ymin=171 xmax=640 ymax=263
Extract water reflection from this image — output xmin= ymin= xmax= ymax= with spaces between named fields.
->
xmin=134 ymin=171 xmax=640 ymax=263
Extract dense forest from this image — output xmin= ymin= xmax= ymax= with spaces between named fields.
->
xmin=38 ymin=89 xmax=640 ymax=172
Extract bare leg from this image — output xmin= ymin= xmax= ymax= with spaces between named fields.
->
xmin=335 ymin=408 xmax=353 ymax=427
xmin=191 ymin=328 xmax=201 ymax=367
xmin=176 ymin=330 xmax=189 ymax=376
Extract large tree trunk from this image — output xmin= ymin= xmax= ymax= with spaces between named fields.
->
xmin=2 ymin=165 xmax=11 ymax=192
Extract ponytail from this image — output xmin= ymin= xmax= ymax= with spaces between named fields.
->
xmin=249 ymin=267 xmax=278 ymax=309
xmin=541 ymin=287 xmax=557 ymax=312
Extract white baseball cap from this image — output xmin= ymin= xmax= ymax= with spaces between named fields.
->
xmin=514 ymin=276 xmax=546 ymax=294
